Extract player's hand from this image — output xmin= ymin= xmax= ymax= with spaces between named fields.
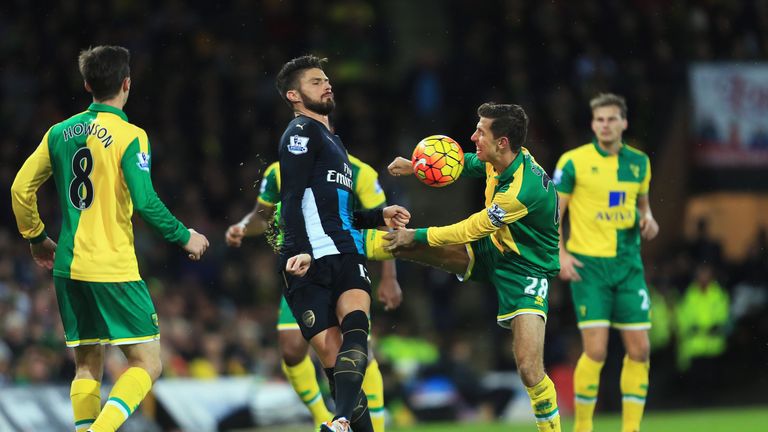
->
xmin=383 ymin=228 xmax=416 ymax=252
xmin=639 ymin=214 xmax=659 ymax=240
xmin=184 ymin=229 xmax=210 ymax=260
xmin=378 ymin=276 xmax=403 ymax=311
xmin=30 ymin=237 xmax=57 ymax=270
xmin=388 ymin=157 xmax=412 ymax=177
xmin=559 ymin=249 xmax=584 ymax=282
xmin=285 ymin=253 xmax=312 ymax=277
xmin=225 ymin=223 xmax=247 ymax=247
xmin=382 ymin=205 xmax=410 ymax=229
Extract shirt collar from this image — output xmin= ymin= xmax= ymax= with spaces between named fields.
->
xmin=88 ymin=103 xmax=128 ymax=121
xmin=495 ymin=148 xmax=525 ymax=183
xmin=591 ymin=137 xmax=625 ymax=157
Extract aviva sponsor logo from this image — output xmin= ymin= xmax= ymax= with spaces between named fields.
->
xmin=595 ymin=191 xmax=633 ymax=222
xmin=608 ymin=191 xmax=626 ymax=207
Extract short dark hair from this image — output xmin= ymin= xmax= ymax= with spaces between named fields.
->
xmin=78 ymin=46 xmax=130 ymax=101
xmin=275 ymin=55 xmax=328 ymax=106
xmin=590 ymin=93 xmax=627 ymax=118
xmin=477 ymin=102 xmax=529 ymax=152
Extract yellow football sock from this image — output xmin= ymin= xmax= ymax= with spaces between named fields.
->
xmin=574 ymin=353 xmax=604 ymax=432
xmin=282 ymin=356 xmax=332 ymax=424
xmin=526 ymin=375 xmax=561 ymax=432
xmin=71 ymin=378 xmax=101 ymax=432
xmin=362 ymin=358 xmax=385 ymax=432
xmin=621 ymin=356 xmax=649 ymax=432
xmin=89 ymin=367 xmax=152 ymax=432
xmin=364 ymin=229 xmax=394 ymax=261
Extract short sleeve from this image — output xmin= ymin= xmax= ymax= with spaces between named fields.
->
xmin=354 ymin=162 xmax=386 ymax=210
xmin=258 ymin=162 xmax=281 ymax=206
xmin=553 ymin=155 xmax=575 ymax=194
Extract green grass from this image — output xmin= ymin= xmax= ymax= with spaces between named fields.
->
xmin=389 ymin=407 xmax=768 ymax=432
xmin=247 ymin=406 xmax=768 ymax=432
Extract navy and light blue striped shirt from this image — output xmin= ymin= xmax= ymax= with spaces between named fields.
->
xmin=278 ymin=115 xmax=365 ymax=262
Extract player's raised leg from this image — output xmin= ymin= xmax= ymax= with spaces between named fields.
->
xmin=372 ymin=226 xmax=470 ymax=276
xmin=512 ymin=314 xmax=561 ymax=432
xmin=620 ymin=330 xmax=650 ymax=432
xmin=573 ymin=327 xmax=608 ymax=432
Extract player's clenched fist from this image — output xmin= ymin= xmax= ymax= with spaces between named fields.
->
xmin=285 ymin=253 xmax=312 ymax=277
xmin=225 ymin=223 xmax=246 ymax=247
xmin=382 ymin=205 xmax=411 ymax=229
xmin=184 ymin=228 xmax=210 ymax=260
xmin=387 ymin=156 xmax=412 ymax=177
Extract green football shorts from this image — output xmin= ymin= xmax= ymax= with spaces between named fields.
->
xmin=569 ymin=253 xmax=651 ymax=330
xmin=465 ymin=236 xmax=550 ymax=328
xmin=277 ymin=294 xmax=301 ymax=331
xmin=54 ymin=277 xmax=159 ymax=347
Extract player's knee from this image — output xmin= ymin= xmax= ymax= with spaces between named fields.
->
xmin=626 ymin=341 xmax=651 ymax=362
xmin=341 ymin=310 xmax=369 ymax=339
xmin=516 ymin=356 xmax=545 ymax=387
xmin=584 ymin=347 xmax=608 ymax=363
xmin=146 ymin=357 xmax=163 ymax=381
xmin=127 ymin=352 xmax=163 ymax=381
xmin=74 ymin=363 xmax=103 ymax=381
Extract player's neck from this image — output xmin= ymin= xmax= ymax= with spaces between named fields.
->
xmin=93 ymin=96 xmax=126 ymax=111
xmin=492 ymin=150 xmax=518 ymax=174
xmin=294 ymin=108 xmax=330 ymax=131
xmin=597 ymin=139 xmax=622 ymax=155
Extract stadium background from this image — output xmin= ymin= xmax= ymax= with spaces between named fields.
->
xmin=1 ymin=0 xmax=767 ymax=430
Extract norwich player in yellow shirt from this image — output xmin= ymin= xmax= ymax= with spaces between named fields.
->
xmin=554 ymin=93 xmax=659 ymax=432
xmin=10 ymin=46 xmax=209 ymax=432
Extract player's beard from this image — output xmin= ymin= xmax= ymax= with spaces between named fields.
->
xmin=301 ymin=91 xmax=335 ymax=115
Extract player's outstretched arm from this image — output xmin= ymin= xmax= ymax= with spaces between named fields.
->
xmin=353 ymin=205 xmax=410 ymax=230
xmin=121 ymin=139 xmax=202 ymax=251
xmin=225 ymin=202 xmax=276 ymax=247
xmin=387 ymin=157 xmax=412 ymax=177
xmin=383 ymin=205 xmax=410 ymax=228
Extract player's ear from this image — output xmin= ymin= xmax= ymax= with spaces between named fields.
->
xmin=84 ymin=81 xmax=92 ymax=94
xmin=622 ymin=118 xmax=628 ymax=131
xmin=123 ymin=77 xmax=131 ymax=92
xmin=498 ymin=136 xmax=510 ymax=150
xmin=286 ymin=89 xmax=301 ymax=103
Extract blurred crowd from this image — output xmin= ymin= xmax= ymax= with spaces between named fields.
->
xmin=1 ymin=0 xmax=767 ymax=417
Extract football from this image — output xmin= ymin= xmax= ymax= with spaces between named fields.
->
xmin=411 ymin=135 xmax=465 ymax=187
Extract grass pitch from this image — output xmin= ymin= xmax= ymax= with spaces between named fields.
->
xmin=248 ymin=406 xmax=768 ymax=432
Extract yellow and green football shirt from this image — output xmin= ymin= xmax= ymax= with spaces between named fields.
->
xmin=554 ymin=140 xmax=651 ymax=258
xmin=414 ymin=148 xmax=561 ymax=277
xmin=11 ymin=103 xmax=189 ymax=282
